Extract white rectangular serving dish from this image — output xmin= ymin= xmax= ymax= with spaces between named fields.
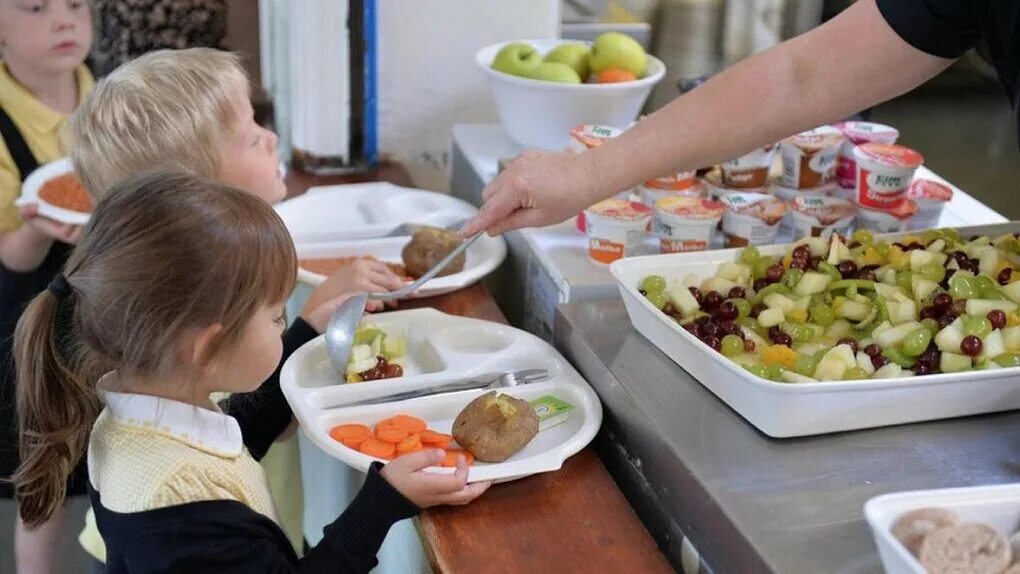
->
xmin=865 ymin=483 xmax=1020 ymax=574
xmin=610 ymin=223 xmax=1020 ymax=437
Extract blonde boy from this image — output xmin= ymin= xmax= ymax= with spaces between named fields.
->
xmin=69 ymin=48 xmax=405 ymax=563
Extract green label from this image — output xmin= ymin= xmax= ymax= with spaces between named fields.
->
xmin=531 ymin=395 xmax=574 ymax=422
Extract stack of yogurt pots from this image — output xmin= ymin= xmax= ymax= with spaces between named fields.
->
xmin=709 ymin=142 xmax=786 ymax=247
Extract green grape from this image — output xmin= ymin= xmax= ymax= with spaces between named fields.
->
xmin=739 ymin=246 xmax=761 ymax=266
xmin=738 ymin=317 xmax=767 ymax=339
xmin=874 ymin=241 xmax=890 ymax=257
xmin=754 ymin=255 xmax=778 ymax=279
xmin=641 ymin=275 xmax=666 ymax=293
xmin=992 ymin=353 xmax=1020 ymax=368
xmin=813 ymin=349 xmax=829 ymax=362
xmin=753 ymin=283 xmax=790 ymax=304
xmin=962 ymin=314 xmax=993 ymax=338
xmin=721 ymin=335 xmax=744 ymax=357
xmin=843 ymin=367 xmax=868 ymax=380
xmin=730 ymin=298 xmax=752 ymax=319
xmin=921 ymin=230 xmax=942 ymax=245
xmin=942 ymin=228 xmax=962 ymax=244
xmin=745 ymin=364 xmax=769 ymax=379
xmin=782 ymin=268 xmax=806 ymax=290
xmin=917 ymin=263 xmax=946 ymax=283
xmin=883 ymin=347 xmax=915 ymax=368
xmin=646 ymin=290 xmax=667 ymax=310
xmin=852 ymin=229 xmax=874 ymax=246
xmin=816 ymin=261 xmax=842 ymax=282
xmin=896 ymin=270 xmax=913 ymax=291
xmin=900 ymin=328 xmax=932 ymax=356
xmin=793 ymin=354 xmax=818 ymax=377
xmin=780 ymin=322 xmax=813 ymax=343
xmin=982 ymin=288 xmax=1009 ymax=301
xmin=810 ymin=303 xmax=836 ymax=327
xmin=921 ymin=318 xmax=940 ymax=335
xmin=949 ymin=275 xmax=979 ymax=300
xmin=765 ymin=363 xmax=785 ymax=381
xmin=974 ymin=275 xmax=997 ymax=295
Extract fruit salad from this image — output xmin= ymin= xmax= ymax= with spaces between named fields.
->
xmin=638 ymin=228 xmax=1020 ymax=382
xmin=346 ymin=320 xmax=408 ymax=383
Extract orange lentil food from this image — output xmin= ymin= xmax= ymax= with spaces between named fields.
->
xmin=38 ymin=173 xmax=92 ymax=213
xmin=299 ymin=256 xmax=412 ymax=279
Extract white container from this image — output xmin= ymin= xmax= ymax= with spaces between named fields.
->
xmin=720 ymin=192 xmax=786 ymax=248
xmin=569 ymin=125 xmax=625 ymax=234
xmin=16 ymin=157 xmax=90 ymax=226
xmin=639 ymin=174 xmax=700 ymax=208
xmin=584 ymin=199 xmax=652 ymax=264
xmin=865 ymin=484 xmax=1020 ymax=574
xmin=771 ymin=182 xmax=833 ymax=234
xmin=834 ymin=121 xmax=900 ymax=188
xmin=906 ymin=179 xmax=954 ymax=231
xmin=720 ymin=144 xmax=777 ymax=188
xmin=608 ymin=225 xmax=1020 ymax=437
xmin=779 ymin=126 xmax=844 ymax=189
xmin=653 ymin=196 xmax=724 ymax=253
xmin=788 ymin=195 xmax=856 ymax=240
xmin=854 ymin=199 xmax=918 ymax=234
xmin=854 ymin=143 xmax=924 ymax=208
xmin=281 ymin=308 xmax=603 ymax=483
xmin=476 ymin=39 xmax=666 ymax=150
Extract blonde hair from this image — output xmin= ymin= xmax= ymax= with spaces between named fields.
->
xmin=69 ymin=48 xmax=249 ymax=199
xmin=11 ymin=171 xmax=296 ymax=528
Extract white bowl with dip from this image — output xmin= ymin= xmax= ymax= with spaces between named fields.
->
xmin=834 ymin=121 xmax=899 ymax=188
xmin=853 ymin=199 xmax=918 ymax=234
xmin=905 ymin=179 xmax=953 ymax=231
xmin=653 ymin=196 xmax=725 ymax=254
xmin=853 ymin=143 xmax=924 ymax=208
xmin=720 ymin=192 xmax=787 ymax=248
xmin=779 ymin=126 xmax=844 ymax=189
xmin=585 ymin=199 xmax=652 ymax=265
xmin=788 ymin=196 xmax=856 ymax=240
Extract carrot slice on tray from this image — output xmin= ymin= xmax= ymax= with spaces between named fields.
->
xmin=329 ymin=424 xmax=371 ymax=445
xmin=388 ymin=414 xmax=428 ymax=434
xmin=375 ymin=426 xmax=409 ymax=444
xmin=395 ymin=434 xmax=423 ymax=455
xmin=440 ymin=449 xmax=474 ymax=467
xmin=418 ymin=430 xmax=453 ymax=445
xmin=360 ymin=437 xmax=396 ymax=460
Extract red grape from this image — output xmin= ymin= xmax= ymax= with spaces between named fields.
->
xmin=716 ymin=301 xmax=738 ymax=320
xmin=728 ymin=286 xmax=747 ymax=300
xmin=837 ymin=337 xmax=859 ymax=354
xmin=836 ymin=261 xmax=858 ymax=279
xmin=988 ymin=310 xmax=1007 ymax=330
xmin=703 ymin=291 xmax=723 ymax=311
xmin=864 ymin=344 xmax=882 ymax=357
xmin=960 ymin=335 xmax=982 ymax=357
xmin=702 ymin=335 xmax=721 ymax=352
xmin=933 ymin=293 xmax=952 ymax=312
xmin=999 ymin=268 xmax=1013 ymax=285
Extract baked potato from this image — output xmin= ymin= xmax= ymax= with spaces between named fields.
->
xmin=401 ymin=226 xmax=466 ymax=279
xmin=452 ymin=391 xmax=538 ymax=462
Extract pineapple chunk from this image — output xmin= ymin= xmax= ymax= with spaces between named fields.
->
xmin=1003 ymin=326 xmax=1020 ymax=351
xmin=827 ymin=235 xmax=853 ymax=265
xmin=886 ymin=300 xmax=918 ymax=325
xmin=665 ymin=283 xmax=701 ymax=317
xmin=872 ymin=363 xmax=905 ymax=379
xmin=794 ymin=272 xmax=833 ymax=296
xmin=824 ymin=344 xmax=857 ymax=370
xmin=856 ymin=351 xmax=876 ymax=375
xmin=980 ymin=329 xmax=1006 ymax=361
xmin=912 ymin=278 xmax=940 ymax=305
xmin=764 ymin=293 xmax=797 ymax=312
xmin=758 ymin=308 xmax=785 ymax=328
xmin=935 ymin=317 xmax=966 ymax=353
xmin=940 ymin=352 xmax=972 ymax=373
xmin=761 ymin=344 xmax=798 ymax=369
xmin=1002 ymin=280 xmax=1020 ymax=305
xmin=814 ymin=357 xmax=848 ymax=381
xmin=909 ymin=249 xmax=947 ymax=271
xmin=979 ymin=249 xmax=1001 ymax=277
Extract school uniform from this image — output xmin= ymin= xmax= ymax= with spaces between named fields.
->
xmin=0 ymin=62 xmax=93 ymax=499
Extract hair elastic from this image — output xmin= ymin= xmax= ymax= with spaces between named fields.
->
xmin=47 ymin=274 xmax=73 ymax=300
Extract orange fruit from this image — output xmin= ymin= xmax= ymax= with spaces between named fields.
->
xmin=595 ymin=68 xmax=638 ymax=84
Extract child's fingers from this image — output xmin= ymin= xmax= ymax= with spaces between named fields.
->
xmin=18 ymin=203 xmax=38 ymax=218
xmin=438 ymin=481 xmax=492 ymax=506
xmin=387 ymin=449 xmax=445 ymax=473
xmin=364 ymin=299 xmax=385 ymax=312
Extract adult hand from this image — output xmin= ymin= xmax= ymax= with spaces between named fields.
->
xmin=19 ymin=203 xmax=84 ymax=244
xmin=460 ymin=149 xmax=600 ymax=238
xmin=381 ymin=449 xmax=491 ymax=508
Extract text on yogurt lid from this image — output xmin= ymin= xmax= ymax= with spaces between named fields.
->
xmin=722 ymin=192 xmax=787 ymax=222
xmin=856 ymin=143 xmax=924 ymax=168
xmin=791 ymin=195 xmax=857 ymax=224
xmin=906 ymin=179 xmax=953 ymax=202
xmin=655 ymin=196 xmax=725 ymax=219
xmin=833 ymin=121 xmax=899 ymax=144
xmin=586 ymin=198 xmax=652 ymax=221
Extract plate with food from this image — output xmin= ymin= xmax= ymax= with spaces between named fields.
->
xmin=611 ymin=222 xmax=1020 ymax=437
xmin=295 ymin=226 xmax=507 ymax=298
xmin=18 ymin=157 xmax=93 ymax=225
xmin=280 ymin=307 xmax=602 ymax=482
xmin=865 ymin=483 xmax=1020 ymax=574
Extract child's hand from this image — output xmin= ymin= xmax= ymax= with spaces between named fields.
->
xmin=380 ymin=449 xmax=491 ymax=508
xmin=301 ymin=259 xmax=408 ymax=329
xmin=19 ymin=203 xmax=84 ymax=244
xmin=302 ymin=293 xmax=385 ymax=333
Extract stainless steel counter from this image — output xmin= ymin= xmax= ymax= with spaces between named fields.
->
xmin=554 ymin=301 xmax=1020 ymax=574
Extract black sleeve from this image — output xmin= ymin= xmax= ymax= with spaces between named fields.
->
xmin=220 ymin=317 xmax=319 ymax=460
xmin=876 ymin=0 xmax=981 ymax=59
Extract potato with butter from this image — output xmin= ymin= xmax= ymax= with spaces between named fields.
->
xmin=401 ymin=226 xmax=466 ymax=279
xmin=452 ymin=391 xmax=538 ymax=462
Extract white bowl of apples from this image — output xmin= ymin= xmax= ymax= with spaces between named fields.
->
xmin=476 ymin=35 xmax=666 ymax=151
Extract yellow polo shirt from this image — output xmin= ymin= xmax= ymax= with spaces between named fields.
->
xmin=0 ymin=62 xmax=93 ymax=231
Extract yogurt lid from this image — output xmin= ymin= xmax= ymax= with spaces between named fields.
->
xmin=790 ymin=196 xmax=857 ymax=225
xmin=644 ymin=172 xmax=698 ymax=190
xmin=655 ymin=196 xmax=725 ymax=220
xmin=906 ymin=179 xmax=953 ymax=202
xmin=834 ymin=121 xmax=899 ymax=145
xmin=854 ymin=143 xmax=924 ymax=168
xmin=721 ymin=192 xmax=787 ymax=224
xmin=786 ymin=125 xmax=844 ymax=150
xmin=853 ymin=198 xmax=919 ymax=220
xmin=570 ymin=125 xmax=623 ymax=150
xmin=585 ymin=198 xmax=652 ymax=221
xmin=702 ymin=170 xmax=769 ymax=194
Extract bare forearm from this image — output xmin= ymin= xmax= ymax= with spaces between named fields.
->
xmin=0 ymin=225 xmax=53 ymax=272
xmin=586 ymin=0 xmax=953 ymax=199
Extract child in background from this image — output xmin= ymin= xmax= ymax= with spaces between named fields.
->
xmin=12 ymin=172 xmax=489 ymax=573
xmin=67 ymin=48 xmax=408 ymax=562
xmin=0 ymin=1 xmax=93 ymax=571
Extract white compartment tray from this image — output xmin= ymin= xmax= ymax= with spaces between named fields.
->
xmin=865 ymin=483 xmax=1020 ymax=574
xmin=610 ymin=223 xmax=1020 ymax=438
xmin=281 ymin=308 xmax=603 ymax=482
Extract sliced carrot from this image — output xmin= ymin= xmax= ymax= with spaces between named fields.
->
xmin=359 ymin=437 xmax=395 ymax=459
xmin=329 ymin=424 xmax=371 ymax=444
xmin=375 ymin=426 xmax=409 ymax=444
xmin=440 ymin=449 xmax=474 ymax=467
xmin=395 ymin=434 xmax=423 ymax=455
xmin=388 ymin=414 xmax=428 ymax=434
xmin=341 ymin=437 xmax=365 ymax=449
xmin=418 ymin=430 xmax=453 ymax=445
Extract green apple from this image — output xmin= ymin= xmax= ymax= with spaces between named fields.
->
xmin=531 ymin=62 xmax=582 ymax=84
xmin=544 ymin=43 xmax=591 ymax=81
xmin=589 ymin=32 xmax=647 ymax=77
xmin=491 ymin=42 xmax=542 ymax=78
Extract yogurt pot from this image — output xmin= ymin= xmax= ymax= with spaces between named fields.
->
xmin=570 ymin=125 xmax=625 ymax=232
xmin=654 ymin=196 xmax=725 ymax=254
xmin=720 ymin=192 xmax=787 ymax=248
xmin=853 ymin=143 xmax=924 ymax=208
xmin=703 ymin=169 xmax=766 ymax=202
xmin=584 ymin=199 xmax=653 ymax=264
xmin=779 ymin=126 xmax=844 ymax=189
xmin=640 ymin=174 xmax=700 ymax=208
xmin=834 ymin=121 xmax=899 ymax=188
xmin=771 ymin=181 xmax=835 ymax=234
xmin=833 ymin=185 xmax=855 ymax=202
xmin=720 ymin=143 xmax=777 ymax=188
xmin=853 ymin=199 xmax=918 ymax=234
xmin=789 ymin=195 xmax=857 ymax=240
xmin=905 ymin=178 xmax=953 ymax=230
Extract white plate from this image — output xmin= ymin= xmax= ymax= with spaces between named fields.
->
xmin=295 ymin=234 xmax=507 ymax=298
xmin=17 ymin=158 xmax=90 ymax=225
xmin=610 ymin=223 xmax=1020 ymax=438
xmin=865 ymin=483 xmax=1020 ymax=574
xmin=275 ymin=182 xmax=481 ymax=244
xmin=281 ymin=307 xmax=603 ymax=482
